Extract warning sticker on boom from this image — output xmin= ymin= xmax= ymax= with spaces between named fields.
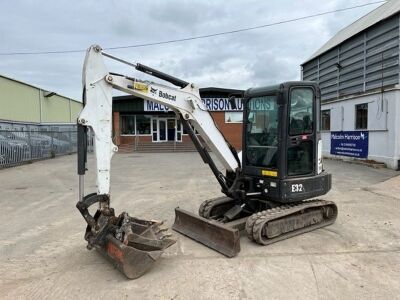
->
xmin=133 ymin=82 xmax=149 ymax=92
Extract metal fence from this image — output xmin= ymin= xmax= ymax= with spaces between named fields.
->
xmin=0 ymin=129 xmax=93 ymax=168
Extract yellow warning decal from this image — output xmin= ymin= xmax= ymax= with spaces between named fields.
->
xmin=261 ymin=170 xmax=278 ymax=177
xmin=133 ymin=82 xmax=149 ymax=92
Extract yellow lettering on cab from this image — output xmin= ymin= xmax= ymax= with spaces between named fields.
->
xmin=262 ymin=170 xmax=278 ymax=177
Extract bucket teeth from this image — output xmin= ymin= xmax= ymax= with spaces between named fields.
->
xmin=160 ymin=233 xmax=173 ymax=239
xmin=154 ymin=226 xmax=169 ymax=234
xmin=150 ymin=219 xmax=164 ymax=226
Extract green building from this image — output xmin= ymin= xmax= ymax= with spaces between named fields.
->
xmin=0 ymin=74 xmax=82 ymax=126
xmin=0 ymin=74 xmax=83 ymax=167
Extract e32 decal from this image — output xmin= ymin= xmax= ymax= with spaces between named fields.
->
xmin=291 ymin=183 xmax=304 ymax=193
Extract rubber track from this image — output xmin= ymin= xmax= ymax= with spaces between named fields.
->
xmin=198 ymin=196 xmax=235 ymax=219
xmin=245 ymin=199 xmax=338 ymax=246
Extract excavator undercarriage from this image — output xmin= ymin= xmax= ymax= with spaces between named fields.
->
xmin=173 ymin=197 xmax=337 ymax=257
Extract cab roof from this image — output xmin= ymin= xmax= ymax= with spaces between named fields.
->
xmin=245 ymin=81 xmax=317 ymax=97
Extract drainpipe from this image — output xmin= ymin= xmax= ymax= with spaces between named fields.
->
xmin=69 ymin=99 xmax=72 ymax=123
xmin=396 ymin=16 xmax=400 ymax=170
xmin=395 ymin=92 xmax=400 ymax=170
xmin=39 ymin=89 xmax=42 ymax=123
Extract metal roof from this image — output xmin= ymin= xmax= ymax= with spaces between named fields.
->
xmin=0 ymin=74 xmax=81 ymax=103
xmin=302 ymin=1 xmax=400 ymax=65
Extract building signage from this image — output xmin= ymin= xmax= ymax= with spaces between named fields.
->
xmin=330 ymin=131 xmax=368 ymax=158
xmin=202 ymin=98 xmax=243 ymax=111
xmin=248 ymin=97 xmax=276 ymax=111
xmin=145 ymin=98 xmax=243 ymax=112
xmin=145 ymin=100 xmax=171 ymax=112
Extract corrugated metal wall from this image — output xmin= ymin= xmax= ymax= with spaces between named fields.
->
xmin=302 ymin=14 xmax=400 ymax=102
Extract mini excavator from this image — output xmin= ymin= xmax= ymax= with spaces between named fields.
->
xmin=76 ymin=45 xmax=337 ymax=279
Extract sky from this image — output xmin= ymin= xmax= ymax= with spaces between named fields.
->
xmin=0 ymin=0 xmax=385 ymax=100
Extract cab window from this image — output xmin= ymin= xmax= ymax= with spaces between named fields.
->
xmin=245 ymin=95 xmax=278 ymax=168
xmin=289 ymin=88 xmax=313 ymax=136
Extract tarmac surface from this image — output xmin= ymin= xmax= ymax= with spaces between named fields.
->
xmin=0 ymin=153 xmax=399 ymax=300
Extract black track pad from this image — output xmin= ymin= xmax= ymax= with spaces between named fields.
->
xmin=223 ymin=205 xmax=243 ymax=221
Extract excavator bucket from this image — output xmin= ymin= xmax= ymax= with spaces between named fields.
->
xmin=173 ymin=207 xmax=240 ymax=257
xmin=87 ymin=212 xmax=175 ymax=279
xmin=77 ymin=194 xmax=176 ymax=279
xmin=96 ymin=230 xmax=175 ymax=279
xmin=97 ymin=235 xmax=162 ymax=279
xmin=86 ymin=211 xmax=176 ymax=279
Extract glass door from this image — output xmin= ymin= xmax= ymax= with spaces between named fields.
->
xmin=167 ymin=119 xmax=176 ymax=141
xmin=176 ymin=119 xmax=182 ymax=142
xmin=152 ymin=118 xmax=158 ymax=142
xmin=158 ymin=119 xmax=167 ymax=142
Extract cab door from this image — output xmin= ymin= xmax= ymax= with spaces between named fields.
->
xmin=285 ymin=86 xmax=317 ymax=177
xmin=242 ymin=93 xmax=280 ymax=177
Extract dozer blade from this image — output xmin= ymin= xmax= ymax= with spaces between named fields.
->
xmin=173 ymin=207 xmax=240 ymax=257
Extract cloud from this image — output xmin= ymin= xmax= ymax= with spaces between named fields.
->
xmin=0 ymin=0 xmax=383 ymax=99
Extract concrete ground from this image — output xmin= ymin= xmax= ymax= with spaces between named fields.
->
xmin=0 ymin=153 xmax=399 ymax=300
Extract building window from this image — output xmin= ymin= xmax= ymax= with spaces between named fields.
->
xmin=321 ymin=110 xmax=330 ymax=131
xmin=136 ymin=115 xmax=151 ymax=135
xmin=355 ymin=103 xmax=368 ymax=130
xmin=121 ymin=115 xmax=135 ymax=135
xmin=225 ymin=112 xmax=243 ymax=123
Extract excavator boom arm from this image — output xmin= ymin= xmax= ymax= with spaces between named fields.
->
xmin=78 ymin=45 xmax=240 ymax=196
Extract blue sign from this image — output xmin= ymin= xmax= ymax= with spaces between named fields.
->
xmin=144 ymin=100 xmax=170 ymax=112
xmin=331 ymin=131 xmax=369 ymax=158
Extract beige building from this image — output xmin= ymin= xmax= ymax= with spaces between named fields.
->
xmin=0 ymin=74 xmax=81 ymax=125
xmin=0 ymin=74 xmax=83 ymax=168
